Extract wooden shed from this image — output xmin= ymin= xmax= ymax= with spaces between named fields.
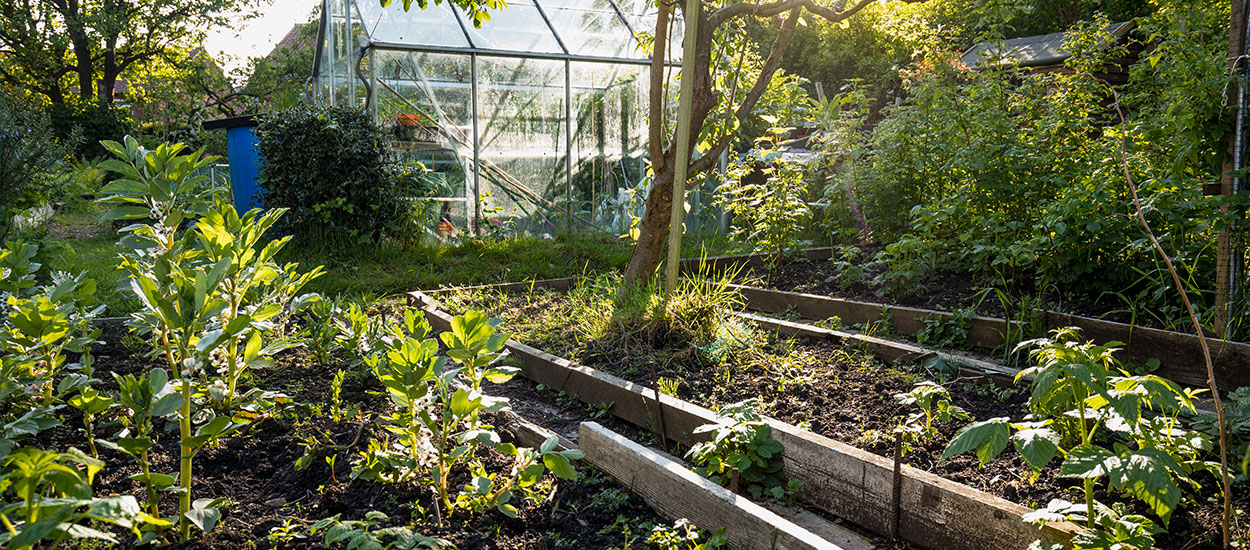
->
xmin=959 ymin=21 xmax=1140 ymax=85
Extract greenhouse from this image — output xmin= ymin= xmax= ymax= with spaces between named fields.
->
xmin=311 ymin=0 xmax=685 ymax=236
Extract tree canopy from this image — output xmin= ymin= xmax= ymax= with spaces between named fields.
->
xmin=0 ymin=0 xmax=256 ymax=106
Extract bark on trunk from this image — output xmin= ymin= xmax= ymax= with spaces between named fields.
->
xmin=100 ymin=36 xmax=120 ymax=106
xmin=68 ymin=31 xmax=93 ymax=103
xmin=622 ymin=4 xmax=717 ymax=285
xmin=622 ymin=7 xmax=802 ymax=285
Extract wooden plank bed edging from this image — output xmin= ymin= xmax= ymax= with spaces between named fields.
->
xmin=728 ymin=284 xmax=1014 ymax=349
xmin=418 ymin=278 xmax=575 ymax=297
xmin=729 ymin=283 xmax=1250 ymax=392
xmin=677 ymin=247 xmax=835 ymax=275
xmin=580 ymin=422 xmax=862 ymax=550
xmin=735 ymin=312 xmax=1023 ymax=385
xmin=505 ymin=412 xmax=875 ymax=550
xmin=409 ymin=292 xmax=1079 ymax=550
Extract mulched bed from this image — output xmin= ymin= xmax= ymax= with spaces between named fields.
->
xmin=30 ymin=320 xmax=669 ymax=549
xmin=440 ymin=287 xmax=1241 ymax=550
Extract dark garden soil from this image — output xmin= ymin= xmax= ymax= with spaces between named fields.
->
xmin=35 ymin=320 xmax=670 ymax=549
xmin=742 ymin=259 xmax=1138 ymax=327
xmin=441 ymin=289 xmax=1242 ymax=550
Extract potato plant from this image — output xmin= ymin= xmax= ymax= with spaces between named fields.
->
xmin=687 ymin=399 xmax=796 ymax=501
xmin=941 ymin=328 xmax=1210 ymax=549
xmin=889 ymin=381 xmax=970 ymax=456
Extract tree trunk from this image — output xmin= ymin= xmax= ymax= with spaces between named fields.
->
xmin=625 ymin=161 xmax=678 ymax=280
xmin=100 ymin=36 xmax=120 ymax=106
xmin=61 ymin=0 xmax=94 ymax=105
xmin=622 ymin=7 xmax=802 ymax=285
xmin=622 ymin=4 xmax=717 ymax=285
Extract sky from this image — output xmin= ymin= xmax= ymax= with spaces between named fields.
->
xmin=204 ymin=0 xmax=319 ymax=75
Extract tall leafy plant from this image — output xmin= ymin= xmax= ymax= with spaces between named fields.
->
xmin=98 ymin=136 xmax=322 ymax=541
xmin=347 ymin=308 xmax=581 ymax=519
xmin=941 ymin=328 xmax=1211 ymax=548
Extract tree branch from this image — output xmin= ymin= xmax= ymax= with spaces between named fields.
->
xmin=648 ymin=1 xmax=670 ymax=174
xmin=691 ymin=7 xmax=801 ymax=174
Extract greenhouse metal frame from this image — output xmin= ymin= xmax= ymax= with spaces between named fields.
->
xmin=312 ymin=0 xmax=690 ymax=236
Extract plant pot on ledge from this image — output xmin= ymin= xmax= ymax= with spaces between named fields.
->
xmin=394 ymin=114 xmax=440 ymax=143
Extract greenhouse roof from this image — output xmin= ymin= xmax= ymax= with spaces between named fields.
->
xmin=349 ymin=0 xmax=675 ymax=65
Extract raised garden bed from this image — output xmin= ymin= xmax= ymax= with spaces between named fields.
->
xmin=413 ymin=278 xmax=1239 ymax=550
xmin=680 ymin=249 xmax=1250 ymax=392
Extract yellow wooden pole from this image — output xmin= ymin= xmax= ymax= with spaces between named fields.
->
xmin=664 ymin=0 xmax=700 ymax=295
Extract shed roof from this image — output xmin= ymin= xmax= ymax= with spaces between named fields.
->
xmin=960 ymin=20 xmax=1135 ymax=69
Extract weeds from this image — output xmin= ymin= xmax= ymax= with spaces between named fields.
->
xmin=687 ymin=399 xmax=799 ymax=501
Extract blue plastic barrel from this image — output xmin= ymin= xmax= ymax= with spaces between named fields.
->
xmin=202 ymin=115 xmax=262 ymax=212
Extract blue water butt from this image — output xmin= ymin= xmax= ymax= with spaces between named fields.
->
xmin=202 ymin=115 xmax=262 ymax=212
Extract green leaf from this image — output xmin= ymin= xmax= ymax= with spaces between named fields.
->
xmin=940 ymin=418 xmax=1009 ymax=465
xmin=448 ymin=388 xmax=481 ymax=418
xmin=540 ymin=436 xmax=558 ymax=454
xmin=543 ymin=453 xmax=578 ymax=481
xmin=1111 ymin=448 xmax=1183 ymax=523
xmin=1060 ymin=445 xmax=1117 ymax=479
xmin=482 ymin=366 xmax=520 ymax=383
xmin=151 ymin=393 xmax=184 ymax=417
xmin=185 ymin=499 xmax=221 ymax=532
xmin=1011 ymin=426 xmax=1060 ymax=471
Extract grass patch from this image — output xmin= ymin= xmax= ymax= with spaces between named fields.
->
xmin=34 ymin=202 xmax=741 ymax=311
xmin=282 ymin=234 xmax=634 ymax=299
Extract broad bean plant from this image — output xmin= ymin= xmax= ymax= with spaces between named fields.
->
xmin=345 ymin=308 xmax=582 ymax=519
xmin=98 ymin=136 xmax=321 ymax=541
xmin=0 ymin=241 xmax=162 ymax=547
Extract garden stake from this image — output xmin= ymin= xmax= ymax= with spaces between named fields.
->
xmin=729 ymin=467 xmax=740 ymax=495
xmin=1113 ymin=88 xmax=1232 ymax=549
xmin=648 ymin=362 xmax=668 ymax=440
xmin=890 ymin=431 xmax=902 ymax=542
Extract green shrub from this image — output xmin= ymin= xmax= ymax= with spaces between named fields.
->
xmin=47 ymin=103 xmax=132 ymax=159
xmin=256 ymin=105 xmax=414 ymax=243
xmin=0 ymin=88 xmax=71 ymax=237
xmin=814 ymin=4 xmax=1235 ymax=328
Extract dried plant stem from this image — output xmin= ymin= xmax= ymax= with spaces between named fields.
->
xmin=1111 ymin=89 xmax=1231 ymax=549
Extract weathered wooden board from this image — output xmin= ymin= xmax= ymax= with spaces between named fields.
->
xmin=736 ymin=312 xmax=1022 ymax=385
xmin=1046 ymin=312 xmax=1250 ymax=390
xmin=761 ymin=502 xmax=877 ymax=550
xmin=411 ymin=293 xmax=1080 ymax=550
xmin=729 ymin=284 xmax=1014 ymax=349
xmin=679 ymin=248 xmax=835 ymax=275
xmin=414 ymin=278 xmax=575 ymax=298
xmin=767 ymin=422 xmax=1074 ymax=550
xmin=581 ymin=422 xmax=863 ymax=550
xmin=728 ymin=283 xmax=1250 ymax=392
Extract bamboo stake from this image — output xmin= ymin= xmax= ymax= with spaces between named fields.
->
xmin=1112 ymin=88 xmax=1232 ymax=549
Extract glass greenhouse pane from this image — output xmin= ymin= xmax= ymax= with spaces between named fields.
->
xmin=352 ymin=0 xmax=469 ymax=47
xmin=461 ymin=1 xmax=564 ymax=54
xmin=476 ymin=55 xmax=567 ymax=233
xmin=569 ymin=61 xmax=649 ymax=232
xmin=539 ymin=0 xmax=642 ymax=59
xmin=617 ymin=0 xmax=682 ymax=61
xmin=374 ymin=50 xmax=475 ymax=233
